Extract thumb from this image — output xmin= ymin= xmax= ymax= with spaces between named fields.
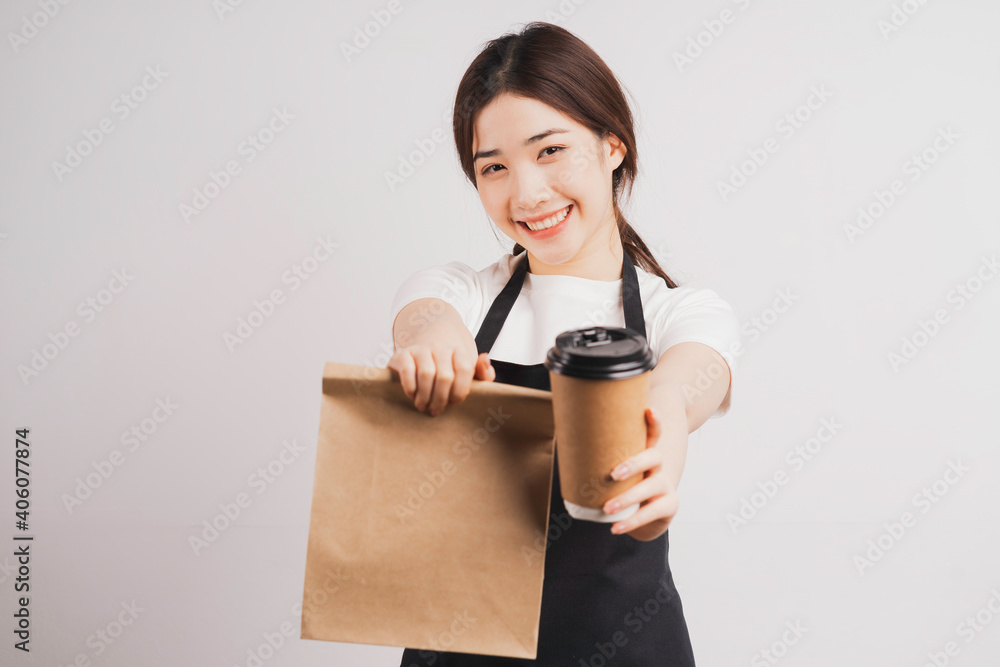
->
xmin=475 ymin=352 xmax=495 ymax=381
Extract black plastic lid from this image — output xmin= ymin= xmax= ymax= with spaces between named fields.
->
xmin=544 ymin=327 xmax=656 ymax=379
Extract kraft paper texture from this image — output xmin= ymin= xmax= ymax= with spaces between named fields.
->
xmin=301 ymin=362 xmax=556 ymax=659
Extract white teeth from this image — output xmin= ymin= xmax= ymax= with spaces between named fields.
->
xmin=523 ymin=205 xmax=571 ymax=231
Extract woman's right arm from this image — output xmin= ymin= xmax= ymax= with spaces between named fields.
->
xmin=388 ymin=297 xmax=495 ymax=417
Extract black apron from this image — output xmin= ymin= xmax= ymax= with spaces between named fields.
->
xmin=399 ymin=252 xmax=696 ymax=667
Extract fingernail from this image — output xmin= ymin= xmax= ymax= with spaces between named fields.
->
xmin=605 ymin=501 xmax=620 ymax=513
xmin=612 ymin=464 xmax=628 ymax=479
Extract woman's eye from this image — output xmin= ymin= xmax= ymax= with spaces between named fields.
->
xmin=480 ymin=147 xmax=563 ymax=175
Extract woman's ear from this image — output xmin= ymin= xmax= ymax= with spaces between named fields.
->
xmin=605 ymin=132 xmax=627 ymax=171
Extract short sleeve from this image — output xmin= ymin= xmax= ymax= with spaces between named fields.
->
xmin=389 ymin=261 xmax=483 ymax=337
xmin=648 ymin=287 xmax=740 ymax=419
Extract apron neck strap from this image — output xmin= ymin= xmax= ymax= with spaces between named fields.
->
xmin=475 ymin=250 xmax=646 ymax=355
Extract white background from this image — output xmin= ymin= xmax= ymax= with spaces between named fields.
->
xmin=2 ymin=1 xmax=999 ymax=666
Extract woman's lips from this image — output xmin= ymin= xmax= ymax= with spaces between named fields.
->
xmin=517 ymin=204 xmax=572 ymax=238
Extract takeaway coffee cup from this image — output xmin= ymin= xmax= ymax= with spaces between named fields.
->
xmin=544 ymin=327 xmax=656 ymax=524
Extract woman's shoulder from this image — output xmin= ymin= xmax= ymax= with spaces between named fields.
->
xmin=418 ymin=253 xmax=518 ymax=292
xmin=389 ymin=254 xmax=520 ymax=334
xmin=391 ymin=254 xmax=516 ymax=313
xmin=635 ymin=264 xmax=733 ymax=310
xmin=444 ymin=253 xmax=524 ymax=294
xmin=481 ymin=252 xmax=521 ymax=282
xmin=634 ymin=265 xmax=740 ymax=360
xmin=634 ymin=264 xmax=741 ymax=418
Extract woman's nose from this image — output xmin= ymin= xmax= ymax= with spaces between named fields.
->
xmin=510 ymin=166 xmax=551 ymax=211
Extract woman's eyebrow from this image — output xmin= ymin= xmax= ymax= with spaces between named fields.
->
xmin=474 ymin=128 xmax=570 ymax=161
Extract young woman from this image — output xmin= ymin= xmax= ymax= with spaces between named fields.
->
xmin=387 ymin=21 xmax=739 ymax=667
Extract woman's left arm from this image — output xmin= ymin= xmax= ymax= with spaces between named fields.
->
xmin=601 ymin=341 xmax=732 ymax=541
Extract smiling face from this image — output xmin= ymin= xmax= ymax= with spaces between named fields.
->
xmin=472 ymin=93 xmax=627 ymax=277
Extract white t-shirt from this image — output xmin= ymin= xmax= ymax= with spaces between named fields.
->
xmin=389 ymin=253 xmax=740 ymax=418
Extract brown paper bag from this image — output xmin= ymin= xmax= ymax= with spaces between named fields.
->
xmin=301 ymin=362 xmax=556 ymax=659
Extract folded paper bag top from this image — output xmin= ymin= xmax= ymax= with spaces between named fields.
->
xmin=301 ymin=362 xmax=556 ymax=659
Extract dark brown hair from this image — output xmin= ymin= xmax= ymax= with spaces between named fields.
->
xmin=452 ymin=21 xmax=677 ymax=288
